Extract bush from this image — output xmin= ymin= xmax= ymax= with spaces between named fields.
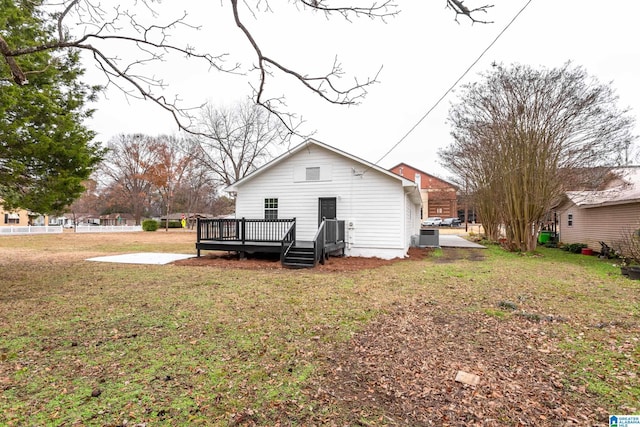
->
xmin=561 ymin=243 xmax=587 ymax=253
xmin=142 ymin=219 xmax=159 ymax=231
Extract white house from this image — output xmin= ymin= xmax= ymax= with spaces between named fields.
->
xmin=225 ymin=139 xmax=422 ymax=259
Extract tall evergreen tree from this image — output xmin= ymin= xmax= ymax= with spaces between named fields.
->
xmin=0 ymin=0 xmax=103 ymax=214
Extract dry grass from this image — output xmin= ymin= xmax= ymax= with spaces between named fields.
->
xmin=0 ymin=230 xmax=638 ymax=425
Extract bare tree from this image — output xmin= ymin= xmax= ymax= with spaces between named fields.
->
xmin=146 ymin=136 xmax=198 ymax=230
xmin=100 ymin=134 xmax=160 ymax=224
xmin=172 ymin=161 xmax=220 ymax=220
xmin=1 ymin=1 xmax=493 ymax=133
xmin=67 ymin=178 xmax=101 ymax=225
xmin=441 ymin=62 xmax=636 ymax=251
xmin=194 ymin=101 xmax=287 ymax=186
xmin=612 ymin=225 xmax=640 ymax=265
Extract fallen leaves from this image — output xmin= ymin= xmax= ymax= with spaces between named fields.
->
xmin=313 ymin=301 xmax=608 ymax=425
xmin=174 ymin=247 xmax=436 ymax=272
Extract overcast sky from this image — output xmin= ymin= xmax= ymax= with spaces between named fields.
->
xmin=85 ymin=0 xmax=640 ymax=181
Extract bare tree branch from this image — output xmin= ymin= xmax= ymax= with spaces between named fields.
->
xmin=296 ymin=0 xmax=399 ymax=22
xmin=231 ymin=0 xmax=389 ymax=134
xmin=0 ymin=34 xmax=29 ymax=85
xmin=3 ymin=1 xmax=238 ymax=132
xmin=446 ymin=0 xmax=493 ymax=24
xmin=2 ymin=0 xmax=494 ymax=134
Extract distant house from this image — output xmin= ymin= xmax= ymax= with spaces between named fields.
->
xmin=223 ymin=139 xmax=422 ymax=259
xmin=61 ymin=213 xmax=101 ymax=226
xmin=554 ymin=167 xmax=640 ymax=250
xmin=0 ymin=201 xmax=48 ymax=226
xmin=159 ymin=213 xmax=214 ymax=228
xmin=160 ymin=213 xmax=214 ymax=221
xmin=100 ymin=213 xmax=136 ymax=226
xmin=389 ymin=163 xmax=458 ymax=221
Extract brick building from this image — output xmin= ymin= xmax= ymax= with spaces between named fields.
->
xmin=389 ymin=163 xmax=458 ymax=221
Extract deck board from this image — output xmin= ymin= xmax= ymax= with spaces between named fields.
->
xmin=196 ymin=239 xmax=343 ymax=256
xmin=196 ymin=240 xmax=284 ymax=254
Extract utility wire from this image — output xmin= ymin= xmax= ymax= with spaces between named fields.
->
xmin=374 ymin=0 xmax=534 ymax=166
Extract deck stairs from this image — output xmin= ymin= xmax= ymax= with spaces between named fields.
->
xmin=282 ymin=243 xmax=316 ymax=268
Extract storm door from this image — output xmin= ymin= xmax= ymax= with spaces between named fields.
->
xmin=318 ymin=197 xmax=337 ymax=226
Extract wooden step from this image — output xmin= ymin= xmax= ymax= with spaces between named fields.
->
xmin=282 ymin=245 xmax=316 ymax=268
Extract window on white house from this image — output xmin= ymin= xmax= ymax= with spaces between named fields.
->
xmin=264 ymin=198 xmax=278 ymax=219
xmin=567 ymin=213 xmax=573 ymax=227
xmin=306 ymin=167 xmax=320 ymax=181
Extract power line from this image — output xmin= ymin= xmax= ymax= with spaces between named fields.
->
xmin=374 ymin=0 xmax=534 ymax=166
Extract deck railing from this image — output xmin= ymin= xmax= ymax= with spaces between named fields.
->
xmin=312 ymin=221 xmax=326 ymax=266
xmin=312 ymin=219 xmax=345 ymax=265
xmin=280 ymin=221 xmax=297 ymax=262
xmin=325 ymin=219 xmax=345 ymax=246
xmin=196 ymin=217 xmax=344 ymax=267
xmin=197 ymin=218 xmax=296 ymax=244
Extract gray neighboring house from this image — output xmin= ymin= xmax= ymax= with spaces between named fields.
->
xmin=554 ymin=167 xmax=640 ymax=250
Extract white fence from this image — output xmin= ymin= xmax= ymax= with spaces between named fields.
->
xmin=75 ymin=225 xmax=142 ymax=233
xmin=0 ymin=225 xmax=64 ymax=235
xmin=0 ymin=225 xmax=143 ymax=235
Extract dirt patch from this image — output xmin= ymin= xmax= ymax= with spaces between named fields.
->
xmin=174 ymin=246 xmax=435 ymax=272
xmin=311 ymin=301 xmax=606 ymax=425
xmin=435 ymin=248 xmax=487 ymax=263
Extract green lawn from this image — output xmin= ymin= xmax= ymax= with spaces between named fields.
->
xmin=0 ymin=232 xmax=638 ymax=425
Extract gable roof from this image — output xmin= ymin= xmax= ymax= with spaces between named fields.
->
xmin=564 ymin=167 xmax=640 ymax=208
xmin=226 ymin=138 xmax=420 ymax=193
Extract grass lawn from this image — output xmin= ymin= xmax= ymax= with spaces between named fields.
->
xmin=0 ymin=230 xmax=638 ymax=425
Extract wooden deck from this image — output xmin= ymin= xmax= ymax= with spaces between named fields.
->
xmin=196 ymin=217 xmax=295 ymax=256
xmin=195 ymin=218 xmax=345 ymax=267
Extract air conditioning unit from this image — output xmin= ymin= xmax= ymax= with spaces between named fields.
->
xmin=419 ymin=228 xmax=439 ymax=247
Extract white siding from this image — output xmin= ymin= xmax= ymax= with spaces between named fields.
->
xmin=235 ymin=144 xmax=415 ymax=259
xmin=404 ymin=190 xmax=421 ymax=251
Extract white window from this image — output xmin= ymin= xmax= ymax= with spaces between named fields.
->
xmin=264 ymin=198 xmax=278 ymax=219
xmin=306 ymin=167 xmax=320 ymax=181
xmin=567 ymin=213 xmax=573 ymax=227
xmin=4 ymin=213 xmax=19 ymax=224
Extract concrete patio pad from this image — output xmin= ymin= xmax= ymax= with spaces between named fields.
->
xmin=86 ymin=252 xmax=196 ymax=265
xmin=438 ymin=235 xmax=486 ymax=249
